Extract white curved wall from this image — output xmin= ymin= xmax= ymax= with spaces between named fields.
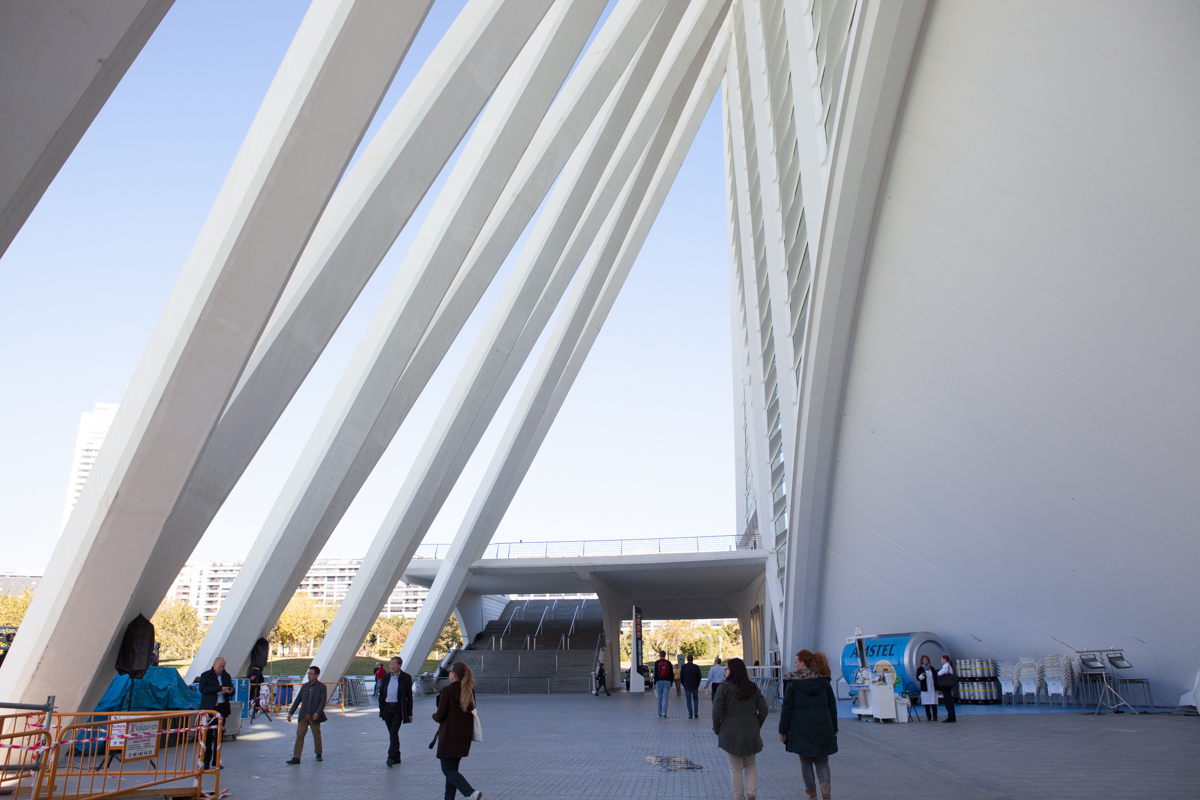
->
xmin=813 ymin=0 xmax=1200 ymax=700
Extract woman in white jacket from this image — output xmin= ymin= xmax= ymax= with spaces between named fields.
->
xmin=917 ymin=655 xmax=939 ymax=721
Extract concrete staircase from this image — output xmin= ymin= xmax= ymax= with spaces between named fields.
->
xmin=447 ymin=599 xmax=604 ymax=693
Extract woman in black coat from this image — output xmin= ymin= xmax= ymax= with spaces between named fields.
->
xmin=779 ymin=649 xmax=837 ymax=800
xmin=433 ymin=662 xmax=482 ymax=800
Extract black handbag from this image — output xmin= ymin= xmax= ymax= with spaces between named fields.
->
xmin=935 ymin=671 xmax=956 ymax=689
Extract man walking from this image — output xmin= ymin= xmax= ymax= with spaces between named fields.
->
xmin=372 ymin=662 xmax=385 ymax=697
xmin=653 ymin=651 xmax=674 ymax=718
xmin=286 ymin=666 xmax=328 ymax=764
xmin=377 ymin=656 xmax=413 ymax=767
xmin=707 ymin=656 xmax=726 ymax=705
xmin=197 ymin=657 xmax=234 ymax=769
xmin=680 ymin=654 xmax=702 ymax=718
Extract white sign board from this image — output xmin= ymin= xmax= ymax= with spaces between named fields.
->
xmin=111 ymin=716 xmax=160 ymax=761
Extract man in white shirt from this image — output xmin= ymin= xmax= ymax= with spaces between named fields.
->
xmin=377 ymin=656 xmax=413 ymax=766
xmin=707 ymin=657 xmax=727 ymax=705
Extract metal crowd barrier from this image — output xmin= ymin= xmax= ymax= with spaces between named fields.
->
xmin=262 ymin=681 xmax=346 ymax=716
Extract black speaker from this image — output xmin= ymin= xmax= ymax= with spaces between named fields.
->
xmin=114 ymin=614 xmax=156 ymax=679
xmin=250 ymin=637 xmax=270 ymax=669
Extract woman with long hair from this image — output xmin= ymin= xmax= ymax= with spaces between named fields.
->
xmin=712 ymin=657 xmax=769 ymax=800
xmin=917 ymin=654 xmax=939 ymax=720
xmin=433 ymin=662 xmax=482 ymax=800
xmin=780 ymin=649 xmax=837 ymax=800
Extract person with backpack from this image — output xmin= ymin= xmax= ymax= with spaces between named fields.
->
xmin=680 ymin=654 xmax=703 ymax=718
xmin=432 ymin=662 xmax=483 ymax=800
xmin=653 ymin=651 xmax=674 ymax=717
xmin=713 ymin=658 xmax=768 ymax=800
xmin=595 ymin=662 xmax=611 ymax=697
xmin=779 ymin=650 xmax=837 ymax=800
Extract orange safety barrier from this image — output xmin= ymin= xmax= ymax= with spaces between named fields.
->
xmin=30 ymin=710 xmax=224 ymax=800
xmin=0 ymin=726 xmax=52 ymax=797
xmin=262 ymin=681 xmax=345 ymax=717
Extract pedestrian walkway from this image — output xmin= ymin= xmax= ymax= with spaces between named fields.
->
xmin=216 ymin=692 xmax=1199 ymax=799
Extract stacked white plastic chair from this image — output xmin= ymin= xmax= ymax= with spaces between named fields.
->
xmin=997 ymin=661 xmax=1019 ymax=704
xmin=1017 ymin=657 xmax=1042 ymax=704
xmin=1040 ymin=655 xmax=1070 ymax=707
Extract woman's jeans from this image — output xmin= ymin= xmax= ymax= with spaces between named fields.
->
xmin=726 ymin=752 xmax=757 ymax=799
xmin=656 ymin=680 xmax=671 ymax=714
xmin=684 ymin=688 xmax=699 ymax=716
xmin=440 ymin=757 xmax=474 ymax=800
xmin=798 ymin=755 xmax=830 ymax=791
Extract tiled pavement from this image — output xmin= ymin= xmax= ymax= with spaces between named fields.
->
xmin=211 ymin=692 xmax=1199 ymax=799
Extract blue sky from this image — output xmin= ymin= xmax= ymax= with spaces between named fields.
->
xmin=0 ymin=0 xmax=734 ymax=572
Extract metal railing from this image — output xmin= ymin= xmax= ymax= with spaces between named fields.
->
xmin=568 ymin=605 xmax=580 ymax=637
xmin=534 ymin=606 xmax=550 ymax=638
xmin=412 ymin=534 xmax=762 ymax=560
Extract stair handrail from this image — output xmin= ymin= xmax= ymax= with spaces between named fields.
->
xmin=534 ymin=605 xmax=550 ymax=638
xmin=500 ymin=602 xmax=524 ymax=639
xmin=592 ymin=632 xmax=604 ymax=674
xmin=568 ymin=604 xmax=580 ymax=637
xmin=551 ymin=598 xmax=558 ymax=620
xmin=556 ymin=633 xmax=566 ymax=653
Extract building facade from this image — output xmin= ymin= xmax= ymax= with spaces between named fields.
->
xmin=61 ymin=402 xmax=119 ymax=530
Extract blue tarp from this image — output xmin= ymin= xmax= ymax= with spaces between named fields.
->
xmin=94 ymin=666 xmax=200 ymax=712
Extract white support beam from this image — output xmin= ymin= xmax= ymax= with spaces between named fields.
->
xmin=400 ymin=18 xmax=731 ymax=673
xmin=314 ymin=0 xmax=700 ymax=679
xmin=735 ymin=0 xmax=800 ymax=451
xmin=0 ymin=0 xmax=174 ymax=257
xmin=781 ymin=0 xmax=927 ymax=659
xmin=0 ymin=0 xmax=431 ymax=710
xmin=779 ymin=0 xmax=830 ymax=248
xmin=725 ymin=44 xmax=782 ymax=580
xmin=97 ymin=0 xmax=550 ymax=689
xmin=192 ymin=0 xmax=650 ymax=679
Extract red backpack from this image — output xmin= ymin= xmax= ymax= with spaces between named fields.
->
xmin=655 ymin=660 xmax=673 ymax=681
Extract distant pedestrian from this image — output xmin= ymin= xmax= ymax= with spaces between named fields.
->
xmin=675 ymin=654 xmax=684 ymax=697
xmin=373 ymin=662 xmax=386 ymax=697
xmin=937 ymin=655 xmax=957 ymax=722
xmin=707 ymin=656 xmax=727 ymax=705
xmin=595 ymin=663 xmax=611 ymax=697
xmin=433 ymin=662 xmax=483 ymax=800
xmin=917 ymin=655 xmax=939 ymax=721
xmin=286 ymin=666 xmax=328 ymax=764
xmin=680 ymin=654 xmax=702 ymax=718
xmin=378 ymin=656 xmax=413 ymax=767
xmin=713 ymin=658 xmax=768 ymax=800
xmin=197 ymin=657 xmax=234 ymax=769
xmin=652 ymin=651 xmax=674 ymax=717
xmin=247 ymin=664 xmax=268 ymax=724
xmin=780 ymin=649 xmax=837 ymax=800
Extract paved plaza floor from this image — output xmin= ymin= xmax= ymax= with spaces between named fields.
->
xmin=212 ymin=692 xmax=1199 ymax=799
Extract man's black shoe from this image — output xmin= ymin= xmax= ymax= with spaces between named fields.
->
xmin=386 ymin=758 xmax=394 ymax=767
xmin=286 ymin=758 xmax=300 ymax=765
xmin=315 ymin=754 xmax=323 ymax=762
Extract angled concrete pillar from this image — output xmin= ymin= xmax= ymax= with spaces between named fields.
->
xmin=399 ymin=15 xmax=730 ymax=676
xmin=583 ymin=572 xmax=631 ymax=691
xmin=454 ymin=590 xmax=486 ymax=645
xmin=315 ymin=0 xmax=719 ymax=681
xmin=0 ymin=0 xmax=432 ymax=710
xmin=85 ymin=0 xmax=548 ymax=692
xmin=782 ymin=0 xmax=927 ymax=661
xmin=191 ymin=0 xmax=616 ymax=679
xmin=0 ymin=0 xmax=173 ymax=257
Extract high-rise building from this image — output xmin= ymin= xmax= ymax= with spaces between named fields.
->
xmin=61 ymin=402 xmax=119 ymax=530
xmin=166 ymin=559 xmax=428 ymax=626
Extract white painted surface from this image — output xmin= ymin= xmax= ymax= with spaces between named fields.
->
xmin=812 ymin=0 xmax=1200 ymax=700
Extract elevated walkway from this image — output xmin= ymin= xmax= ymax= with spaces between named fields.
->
xmin=448 ymin=598 xmax=604 ymax=693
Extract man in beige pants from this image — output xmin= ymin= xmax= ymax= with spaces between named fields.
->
xmin=286 ymin=666 xmax=328 ymax=764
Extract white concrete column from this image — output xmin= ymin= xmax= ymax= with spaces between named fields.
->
xmin=190 ymin=0 xmax=608 ymax=681
xmin=0 ymin=0 xmax=432 ymax=711
xmin=584 ymin=572 xmax=631 ymax=691
xmin=0 ymin=0 xmax=173 ymax=257
xmin=89 ymin=0 xmax=551 ymax=690
xmin=400 ymin=18 xmax=731 ymax=675
xmin=455 ymin=590 xmax=486 ymax=644
xmin=315 ymin=0 xmax=724 ymax=681
xmin=781 ymin=0 xmax=927 ymax=661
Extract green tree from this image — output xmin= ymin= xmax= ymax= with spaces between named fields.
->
xmin=152 ymin=599 xmax=202 ymax=660
xmin=271 ymin=594 xmax=335 ymax=657
xmin=369 ymin=616 xmax=413 ymax=657
xmin=433 ymin=614 xmax=462 ymax=659
xmin=0 ymin=590 xmax=33 ymax=627
xmin=720 ymin=621 xmax=742 ymax=649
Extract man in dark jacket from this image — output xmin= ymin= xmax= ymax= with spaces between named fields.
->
xmin=679 ymin=654 xmax=703 ymax=718
xmin=287 ymin=666 xmax=328 ymax=765
xmin=197 ymin=657 xmax=234 ymax=769
xmin=377 ymin=656 xmax=413 ymax=767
